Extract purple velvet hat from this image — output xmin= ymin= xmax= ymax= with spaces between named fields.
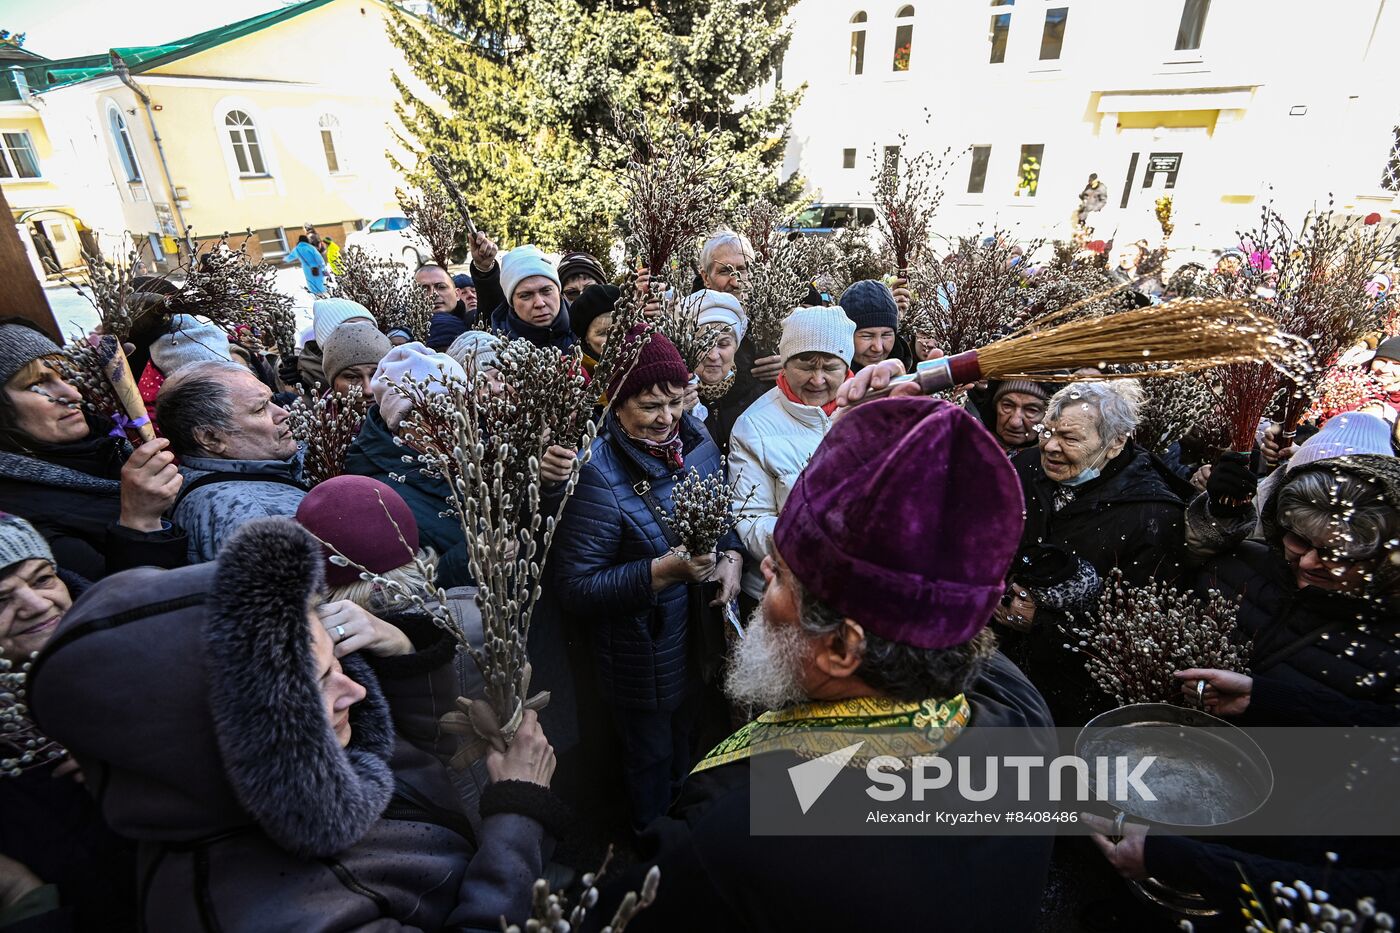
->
xmin=773 ymin=397 xmax=1025 ymax=649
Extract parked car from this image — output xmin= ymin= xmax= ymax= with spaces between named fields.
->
xmin=344 ymin=216 xmax=431 ymax=267
xmin=777 ymin=203 xmax=879 ymax=238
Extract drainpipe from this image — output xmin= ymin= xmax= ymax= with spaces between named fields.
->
xmin=110 ymin=52 xmax=188 ymax=241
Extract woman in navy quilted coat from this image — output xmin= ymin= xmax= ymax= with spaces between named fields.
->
xmin=552 ymin=332 xmax=743 ymax=831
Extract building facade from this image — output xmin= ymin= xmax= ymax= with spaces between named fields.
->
xmin=781 ymin=0 xmax=1400 ymax=250
xmin=1 ymin=0 xmax=428 ymax=279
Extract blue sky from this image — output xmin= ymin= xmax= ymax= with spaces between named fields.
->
xmin=4 ymin=0 xmax=289 ymax=59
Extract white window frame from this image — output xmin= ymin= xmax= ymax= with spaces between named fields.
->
xmin=224 ymin=110 xmax=267 ymax=176
xmin=106 ymin=102 xmax=144 ymax=184
xmin=892 ymin=5 xmax=915 ymax=74
xmin=213 ymin=97 xmax=284 ymax=197
xmin=318 ymin=113 xmax=347 ymax=175
xmin=849 ymin=11 xmax=868 ymax=77
xmin=0 ymin=130 xmax=42 ymax=181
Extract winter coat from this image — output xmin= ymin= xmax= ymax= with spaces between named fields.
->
xmin=343 ymin=406 xmax=475 ymax=587
xmin=1184 ymin=455 xmax=1400 ymax=725
xmin=291 ymin=241 xmax=329 ymax=294
xmin=699 ymin=377 xmax=767 ymax=457
xmin=589 ymin=653 xmax=1056 ymax=932
xmin=552 ymin=411 xmax=741 ymax=711
xmin=1008 ymin=441 xmax=1190 ymax=725
xmin=0 ymin=426 xmax=187 ymax=580
xmin=426 ymin=300 xmax=479 ymax=352
xmin=28 ymin=518 xmax=566 ymax=933
xmin=174 ymin=450 xmax=309 ymax=563
xmin=488 ymin=301 xmax=577 ymax=352
xmin=727 ymin=386 xmax=834 ymax=599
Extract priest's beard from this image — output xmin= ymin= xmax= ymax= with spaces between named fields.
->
xmin=723 ymin=606 xmax=812 ymax=711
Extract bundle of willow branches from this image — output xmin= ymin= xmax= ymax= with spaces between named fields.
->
xmin=329 ymin=245 xmax=434 ymax=341
xmin=396 ymin=182 xmax=464 ymax=267
xmin=658 ymin=290 xmax=721 ymax=373
xmin=905 ymin=229 xmax=1042 ymax=355
xmin=172 ymin=234 xmax=298 ymax=356
xmin=1067 ymin=571 xmax=1249 ymax=707
xmin=1133 ymin=371 xmax=1227 ymax=455
xmin=377 ymin=344 xmax=597 ymax=761
xmin=1236 ymin=202 xmax=1400 ymax=432
xmin=1021 ymin=263 xmax=1127 ymax=321
xmin=503 ymin=853 xmax=660 ymax=933
xmin=669 ymin=467 xmax=739 ymax=555
xmin=1 ymin=654 xmax=66 ymax=778
xmin=873 ymin=141 xmax=951 ymax=276
xmin=1217 ymin=362 xmax=1285 ymax=453
xmin=1236 ymin=877 xmax=1394 ymax=933
xmin=54 ymin=341 xmax=121 ymax=420
xmin=732 ymin=197 xmax=788 ymax=263
xmin=617 ymin=101 xmax=730 ymax=283
xmin=587 ymin=287 xmax=652 ymax=408
xmin=48 ymin=245 xmax=147 ymax=341
xmin=285 ymin=386 xmax=365 ymax=487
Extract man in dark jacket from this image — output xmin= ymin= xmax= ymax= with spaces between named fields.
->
xmin=424 ymin=233 xmax=501 ymax=351
xmin=593 ymin=396 xmax=1056 ymax=932
xmin=488 ymin=246 xmax=577 ymax=351
xmin=1000 ymin=380 xmax=1190 ymax=725
xmin=29 ymin=518 xmax=566 ymax=932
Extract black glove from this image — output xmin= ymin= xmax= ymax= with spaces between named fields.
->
xmin=1206 ymin=451 xmax=1257 ymax=517
xmin=1014 ymin=544 xmax=1075 ymax=588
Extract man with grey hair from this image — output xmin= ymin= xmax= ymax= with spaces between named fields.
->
xmin=156 ymin=360 xmax=307 ymax=563
xmin=1000 ymin=379 xmax=1193 ymax=725
xmin=695 ymin=227 xmax=786 ymax=387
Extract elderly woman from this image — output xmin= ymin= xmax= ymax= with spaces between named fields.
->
xmin=29 ymin=518 xmax=563 ymax=931
xmin=1000 ymin=380 xmax=1191 ymax=725
xmin=840 ymin=279 xmax=914 ymax=373
xmin=552 ymin=332 xmax=742 ymax=831
xmin=729 ymin=306 xmax=855 ymax=603
xmin=487 ymin=246 xmax=576 ymax=351
xmin=0 ymin=320 xmax=186 ymax=580
xmin=686 ymin=289 xmax=765 ymax=455
xmin=0 ymin=513 xmax=139 ymax=931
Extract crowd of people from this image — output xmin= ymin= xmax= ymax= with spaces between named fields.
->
xmin=0 ymin=215 xmax=1396 ymax=932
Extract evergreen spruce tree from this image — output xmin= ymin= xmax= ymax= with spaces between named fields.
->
xmin=388 ymin=0 xmax=803 ymax=262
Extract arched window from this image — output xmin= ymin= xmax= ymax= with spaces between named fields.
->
xmin=849 ymin=11 xmax=867 ymax=75
xmin=893 ymin=5 xmax=915 ymax=72
xmin=108 ymin=106 xmax=142 ymax=182
xmin=224 ymin=110 xmax=266 ymax=176
xmin=318 ymin=114 xmax=343 ymax=174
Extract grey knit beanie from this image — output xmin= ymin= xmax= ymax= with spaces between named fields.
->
xmin=322 ymin=322 xmax=391 ymax=384
xmin=0 ymin=513 xmax=54 ymax=574
xmin=0 ymin=323 xmax=61 ymax=387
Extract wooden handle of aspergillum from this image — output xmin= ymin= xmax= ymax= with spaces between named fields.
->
xmin=852 ymin=352 xmax=983 ymax=405
xmin=89 ymin=334 xmax=156 ymax=443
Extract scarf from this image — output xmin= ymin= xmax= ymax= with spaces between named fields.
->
xmin=692 ymin=693 xmax=970 ymax=773
xmin=777 ymin=370 xmax=848 ymax=417
xmin=696 ymin=370 xmax=736 ymax=403
xmin=490 ymin=300 xmax=576 ymax=350
xmin=624 ymin=422 xmax=684 ymax=470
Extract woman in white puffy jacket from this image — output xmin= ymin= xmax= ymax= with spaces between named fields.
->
xmin=728 ymin=306 xmax=856 ymax=601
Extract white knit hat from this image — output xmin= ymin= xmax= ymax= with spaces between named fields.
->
xmin=370 ymin=342 xmax=468 ymax=429
xmin=149 ymin=315 xmax=232 ymax=375
xmin=687 ymin=289 xmax=748 ymax=344
xmin=778 ymin=306 xmax=856 ymax=366
xmin=445 ymin=330 xmax=504 ymax=372
xmin=500 ymin=246 xmax=561 ymax=305
xmin=312 ymin=298 xmax=375 ymax=347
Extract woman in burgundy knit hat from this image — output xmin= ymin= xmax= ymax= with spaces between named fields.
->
xmin=551 ymin=329 xmax=744 ymax=833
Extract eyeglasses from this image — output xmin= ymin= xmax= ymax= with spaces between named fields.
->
xmin=1281 ymin=530 xmax=1362 ymax=567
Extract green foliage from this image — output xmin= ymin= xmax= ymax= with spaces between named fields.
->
xmin=389 ymin=0 xmax=804 ymax=261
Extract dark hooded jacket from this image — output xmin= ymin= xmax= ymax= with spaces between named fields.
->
xmin=552 ymin=411 xmax=742 ymax=711
xmin=588 ymin=652 xmax=1056 ymax=932
xmin=29 ymin=518 xmax=564 ymax=933
xmin=0 ymin=419 xmax=187 ymax=580
xmin=488 ymin=302 xmax=577 ymax=352
xmin=426 ymin=300 xmax=479 ymax=352
xmin=1189 ymin=455 xmax=1400 ymax=726
xmin=343 ymin=406 xmax=475 ymax=588
xmin=1007 ymin=441 xmax=1191 ymax=725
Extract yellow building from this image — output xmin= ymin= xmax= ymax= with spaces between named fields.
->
xmin=0 ymin=0 xmax=426 ymax=277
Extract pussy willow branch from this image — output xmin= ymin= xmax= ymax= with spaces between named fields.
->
xmin=172 ymin=233 xmax=298 ymax=357
xmin=0 ymin=653 xmax=67 ymax=778
xmin=330 ymin=245 xmax=434 ymax=342
xmin=285 ymin=386 xmax=365 ymax=486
